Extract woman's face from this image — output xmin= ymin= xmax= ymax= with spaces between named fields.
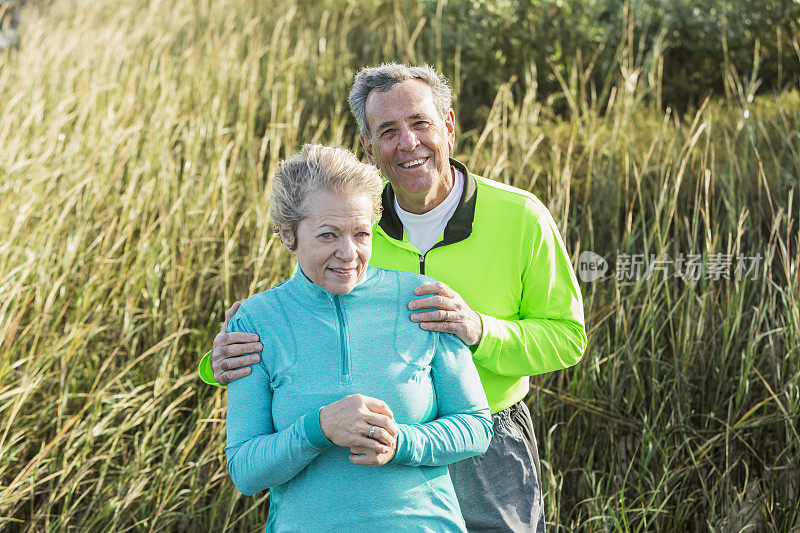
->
xmin=283 ymin=189 xmax=374 ymax=295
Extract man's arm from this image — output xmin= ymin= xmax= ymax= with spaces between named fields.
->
xmin=470 ymin=204 xmax=587 ymax=376
xmin=410 ymin=203 xmax=587 ymax=377
xmin=198 ymin=301 xmax=262 ymax=387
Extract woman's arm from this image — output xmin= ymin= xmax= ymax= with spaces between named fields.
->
xmin=225 ymin=311 xmax=332 ymax=496
xmin=391 ymin=332 xmax=493 ymax=467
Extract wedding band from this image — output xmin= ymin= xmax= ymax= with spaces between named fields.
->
xmin=368 ymin=426 xmax=376 ymax=438
xmin=443 ymin=310 xmax=449 ymax=322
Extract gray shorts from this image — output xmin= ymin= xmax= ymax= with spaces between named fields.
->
xmin=448 ymin=400 xmax=545 ymax=532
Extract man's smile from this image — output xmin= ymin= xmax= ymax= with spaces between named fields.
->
xmin=399 ymin=157 xmax=429 ymax=169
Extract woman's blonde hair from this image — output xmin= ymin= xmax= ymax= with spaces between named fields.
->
xmin=269 ymin=144 xmax=383 ymax=250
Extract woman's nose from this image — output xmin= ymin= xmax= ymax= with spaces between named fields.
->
xmin=336 ymin=238 xmax=358 ymax=261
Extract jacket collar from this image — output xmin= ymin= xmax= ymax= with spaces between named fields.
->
xmin=378 ymin=158 xmax=477 ymax=247
xmin=289 ymin=264 xmax=382 ymax=301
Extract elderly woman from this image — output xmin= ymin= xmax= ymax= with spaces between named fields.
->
xmin=225 ymin=144 xmax=492 ymax=532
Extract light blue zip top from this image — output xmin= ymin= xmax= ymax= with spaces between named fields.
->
xmin=225 ymin=265 xmax=492 ymax=532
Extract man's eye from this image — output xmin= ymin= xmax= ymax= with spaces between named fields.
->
xmin=380 ymin=129 xmax=395 ymax=137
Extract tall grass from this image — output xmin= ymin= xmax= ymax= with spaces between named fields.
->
xmin=1 ymin=0 xmax=798 ymax=530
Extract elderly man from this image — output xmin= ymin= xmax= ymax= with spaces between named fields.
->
xmin=200 ymin=64 xmax=587 ymax=531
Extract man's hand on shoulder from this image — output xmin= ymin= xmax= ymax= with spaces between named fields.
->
xmin=212 ymin=301 xmax=263 ymax=386
xmin=408 ymin=281 xmax=483 ymax=346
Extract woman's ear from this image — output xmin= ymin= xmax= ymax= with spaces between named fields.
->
xmin=278 ymin=225 xmax=295 ymax=251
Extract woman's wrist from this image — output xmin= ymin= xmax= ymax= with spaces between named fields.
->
xmin=304 ymin=407 xmax=334 ymax=449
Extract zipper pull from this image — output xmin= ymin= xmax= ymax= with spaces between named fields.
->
xmin=419 ymin=254 xmax=425 ymax=275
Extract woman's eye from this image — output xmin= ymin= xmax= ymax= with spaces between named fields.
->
xmin=319 ymin=232 xmax=335 ymax=239
xmin=356 ymin=231 xmax=371 ymax=238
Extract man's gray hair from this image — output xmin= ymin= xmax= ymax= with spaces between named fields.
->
xmin=348 ymin=63 xmax=453 ymax=138
xmin=269 ymin=144 xmax=383 ymax=250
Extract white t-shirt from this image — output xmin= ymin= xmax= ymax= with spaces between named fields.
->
xmin=394 ymin=168 xmax=464 ymax=254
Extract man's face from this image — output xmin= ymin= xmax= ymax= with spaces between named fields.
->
xmin=360 ymin=79 xmax=456 ymax=214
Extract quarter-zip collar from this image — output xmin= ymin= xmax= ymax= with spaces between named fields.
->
xmin=378 ymin=158 xmax=477 ymax=246
xmin=289 ymin=263 xmax=382 ymax=302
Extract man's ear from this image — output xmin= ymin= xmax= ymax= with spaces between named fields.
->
xmin=278 ymin=225 xmax=295 ymax=250
xmin=360 ymin=134 xmax=377 ymax=166
xmin=445 ymin=108 xmax=456 ymax=151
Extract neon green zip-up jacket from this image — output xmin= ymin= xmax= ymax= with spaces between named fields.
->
xmin=200 ymin=159 xmax=587 ymax=413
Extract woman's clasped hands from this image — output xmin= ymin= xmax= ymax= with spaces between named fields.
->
xmin=319 ymin=394 xmax=399 ymax=466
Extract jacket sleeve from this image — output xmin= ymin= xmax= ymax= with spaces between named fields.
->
xmin=225 ymin=309 xmax=333 ymax=496
xmin=471 ymin=202 xmax=587 ymax=377
xmin=198 ymin=351 xmax=223 ymax=388
xmin=391 ymin=332 xmax=493 ymax=466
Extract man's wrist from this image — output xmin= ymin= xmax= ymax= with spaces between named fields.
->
xmin=470 ymin=313 xmax=493 ymax=361
xmin=468 ymin=310 xmax=484 ymax=346
xmin=198 ymin=351 xmax=226 ymax=388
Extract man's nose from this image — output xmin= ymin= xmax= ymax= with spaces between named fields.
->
xmin=397 ymin=127 xmax=419 ymax=151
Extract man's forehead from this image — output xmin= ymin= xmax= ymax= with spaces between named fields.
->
xmin=365 ymin=80 xmax=436 ymax=128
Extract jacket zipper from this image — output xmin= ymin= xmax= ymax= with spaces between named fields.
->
xmin=419 ymin=239 xmax=447 ymax=274
xmin=333 ymin=295 xmax=351 ymax=383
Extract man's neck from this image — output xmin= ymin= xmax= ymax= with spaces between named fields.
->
xmin=394 ymin=165 xmax=455 ymax=214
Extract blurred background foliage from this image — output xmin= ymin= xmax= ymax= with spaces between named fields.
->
xmin=422 ymin=0 xmax=800 ymax=129
xmin=1 ymin=0 xmax=798 ymax=530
